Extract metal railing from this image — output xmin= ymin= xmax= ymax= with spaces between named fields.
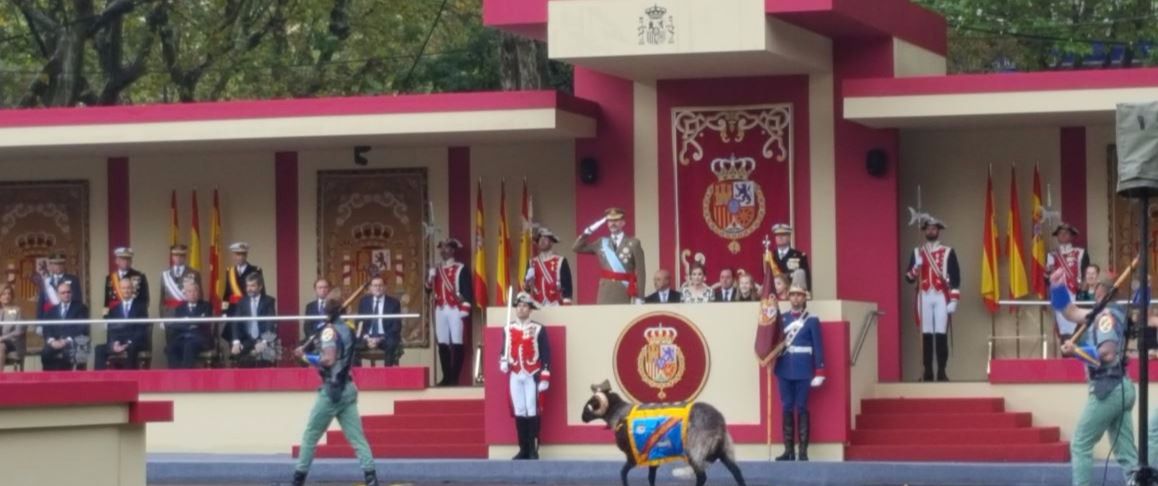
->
xmin=986 ymin=299 xmax=1158 ymax=364
xmin=5 ymin=313 xmax=420 ymax=327
xmin=851 ymin=310 xmax=882 ymax=366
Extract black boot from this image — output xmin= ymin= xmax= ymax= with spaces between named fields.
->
xmin=935 ymin=334 xmax=950 ymax=382
xmin=775 ymin=411 xmax=795 ymax=461
xmin=921 ymin=333 xmax=934 ymax=382
xmin=797 ymin=411 xmax=810 ymax=462
xmin=528 ymin=415 xmax=541 ymax=460
xmin=291 ymin=470 xmax=307 ymax=486
xmin=512 ymin=417 xmax=529 ymax=460
xmin=436 ymin=344 xmax=452 ymax=386
xmin=449 ymin=344 xmax=465 ymax=386
xmin=363 ymin=469 xmax=380 ymax=486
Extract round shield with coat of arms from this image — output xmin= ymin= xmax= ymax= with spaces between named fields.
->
xmin=702 ymin=179 xmax=766 ymax=255
xmin=613 ymin=312 xmax=710 ymax=403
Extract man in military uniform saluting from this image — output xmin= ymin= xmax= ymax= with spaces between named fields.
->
xmin=222 ymin=242 xmax=262 ymax=316
xmin=524 ymin=227 xmax=573 ymax=306
xmin=104 ymin=247 xmax=149 ymax=316
xmin=769 ymin=224 xmax=810 ymax=290
xmin=904 ymin=215 xmax=960 ymax=382
xmin=1049 ymin=269 xmax=1137 ymax=486
xmin=573 ymin=208 xmax=646 ymax=305
xmin=292 ymin=300 xmax=379 ymax=486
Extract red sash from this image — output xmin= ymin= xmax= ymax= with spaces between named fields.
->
xmin=601 ymin=270 xmax=639 ymax=298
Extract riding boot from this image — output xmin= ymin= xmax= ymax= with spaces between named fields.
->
xmin=921 ymin=333 xmax=934 ymax=382
xmin=363 ymin=469 xmax=380 ymax=486
xmin=935 ymin=333 xmax=950 ymax=382
xmin=436 ymin=344 xmax=452 ymax=386
xmin=528 ymin=415 xmax=541 ymax=460
xmin=450 ymin=344 xmax=466 ymax=386
xmin=512 ymin=417 xmax=529 ymax=460
xmin=291 ymin=470 xmax=307 ymax=486
xmin=797 ymin=411 xmax=810 ymax=462
xmin=775 ymin=411 xmax=796 ymax=461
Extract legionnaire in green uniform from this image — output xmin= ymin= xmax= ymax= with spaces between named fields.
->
xmin=291 ymin=300 xmax=379 ymax=486
xmin=1050 ymin=269 xmax=1137 ymax=486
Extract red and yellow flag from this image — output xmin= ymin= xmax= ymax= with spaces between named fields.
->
xmin=168 ymin=190 xmax=179 ymax=264
xmin=517 ymin=179 xmax=533 ymax=285
xmin=495 ymin=180 xmax=512 ymax=306
xmin=472 ymin=180 xmax=488 ymax=309
xmin=1030 ymin=164 xmax=1047 ymax=298
xmin=209 ymin=190 xmax=223 ymax=314
xmin=981 ymin=165 xmax=1001 ymax=313
xmin=189 ymin=190 xmax=202 ymax=271
xmin=1007 ymin=166 xmax=1029 ymax=299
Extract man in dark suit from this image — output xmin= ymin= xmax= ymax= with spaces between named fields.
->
xmin=770 ymin=224 xmax=811 ymax=290
xmin=357 ymin=276 xmax=402 ymax=366
xmin=168 ymin=282 xmax=211 ymax=369
xmin=94 ymin=278 xmax=151 ymax=370
xmin=104 ymin=247 xmax=149 ymax=316
xmin=644 ymin=269 xmax=682 ymax=304
xmin=301 ymin=278 xmax=332 ymax=354
xmin=41 ymin=282 xmax=89 ymax=371
xmin=222 ymin=242 xmax=263 ymax=316
xmin=713 ymin=268 xmax=738 ymax=302
xmin=223 ymin=273 xmax=277 ymax=367
xmin=37 ymin=253 xmax=83 ymax=320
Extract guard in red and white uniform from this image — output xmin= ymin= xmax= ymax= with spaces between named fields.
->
xmin=426 ymin=239 xmax=473 ymax=386
xmin=523 ymin=227 xmax=573 ymax=306
xmin=499 ymin=292 xmax=551 ymax=460
xmin=904 ymin=216 xmax=960 ymax=382
xmin=1044 ymin=223 xmax=1090 ymax=343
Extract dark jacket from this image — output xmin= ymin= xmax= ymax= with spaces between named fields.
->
xmin=172 ymin=300 xmax=212 ymax=337
xmin=43 ymin=301 xmax=89 ymax=340
xmin=224 ymin=294 xmax=276 ymax=342
xmin=104 ymin=298 xmax=150 ymax=346
xmin=37 ymin=273 xmax=83 ymax=319
xmin=644 ymin=288 xmax=683 ymax=304
xmin=356 ymin=294 xmax=401 ymax=341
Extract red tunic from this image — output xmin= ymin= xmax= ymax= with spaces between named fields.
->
xmin=529 ymin=254 xmax=568 ymax=306
xmin=505 ymin=322 xmax=545 ymax=375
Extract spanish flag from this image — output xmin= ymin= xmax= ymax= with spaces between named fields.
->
xmin=209 ymin=190 xmax=223 ymax=314
xmin=517 ymin=179 xmax=533 ymax=285
xmin=168 ymin=190 xmax=179 ymax=264
xmin=1030 ymin=164 xmax=1047 ymax=298
xmin=496 ymin=180 xmax=511 ymax=306
xmin=189 ymin=190 xmax=202 ymax=271
xmin=981 ymin=165 xmax=1001 ymax=313
xmin=472 ymin=180 xmax=488 ymax=309
xmin=1007 ymin=166 xmax=1029 ymax=299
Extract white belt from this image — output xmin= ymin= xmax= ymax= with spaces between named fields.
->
xmin=787 ymin=346 xmax=812 ymax=354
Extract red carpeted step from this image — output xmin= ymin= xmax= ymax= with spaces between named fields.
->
xmin=293 ymin=443 xmax=488 ymax=459
xmin=844 ymin=443 xmax=1070 ymax=462
xmin=861 ymin=398 xmax=1005 ymax=415
xmin=361 ymin=413 xmax=483 ymax=429
xmin=326 ymin=428 xmax=484 ymax=445
xmin=393 ymin=399 xmax=484 ymax=415
xmin=856 ymin=412 xmax=1032 ymax=430
xmin=851 ymin=427 xmax=1059 ymax=445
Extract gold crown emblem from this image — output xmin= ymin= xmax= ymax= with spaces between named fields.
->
xmin=16 ymin=232 xmax=56 ymax=252
xmin=644 ymin=4 xmax=667 ymax=19
xmin=710 ymin=155 xmax=756 ymax=181
xmin=352 ymin=222 xmax=390 ymax=241
xmin=643 ymin=323 xmax=678 ymax=345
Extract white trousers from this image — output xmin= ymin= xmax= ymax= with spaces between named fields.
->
xmin=1054 ymin=289 xmax=1078 ymax=336
xmin=435 ymin=305 xmax=464 ymax=345
xmin=919 ymin=289 xmax=948 ymax=334
xmin=509 ymin=370 xmax=538 ymax=417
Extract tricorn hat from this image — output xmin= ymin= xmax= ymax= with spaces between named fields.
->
xmin=513 ymin=291 xmax=539 ymax=310
xmin=920 ymin=216 xmax=947 ymax=230
xmin=1053 ymin=222 xmax=1079 ymax=237
xmin=535 ymin=226 xmax=559 ymax=243
xmin=438 ymin=238 xmax=463 ymax=250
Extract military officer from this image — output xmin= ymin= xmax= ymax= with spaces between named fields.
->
xmin=904 ymin=215 xmax=960 ymax=382
xmin=524 ymin=227 xmax=573 ymax=306
xmin=223 ymin=242 xmax=262 ymax=316
xmin=769 ymin=224 xmax=810 ymax=291
xmin=1046 ymin=223 xmax=1091 ymax=344
xmin=426 ymin=238 xmax=472 ymax=386
xmin=37 ymin=253 xmax=83 ymax=320
xmin=573 ymin=207 xmax=646 ymax=305
xmin=104 ymin=247 xmax=149 ymax=315
xmin=292 ymin=300 xmax=379 ymax=486
xmin=159 ymin=244 xmax=201 ymax=319
xmin=500 ymin=292 xmax=551 ymax=460
xmin=1050 ymin=269 xmax=1136 ymax=486
xmin=770 ymin=285 xmax=825 ymax=462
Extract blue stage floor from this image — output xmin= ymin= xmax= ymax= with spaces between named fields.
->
xmin=146 ymin=454 xmax=1124 ymax=486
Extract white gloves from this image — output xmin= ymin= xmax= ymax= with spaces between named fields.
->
xmin=428 ymin=267 xmax=437 ymax=279
xmin=583 ymin=217 xmax=608 ymax=235
xmin=633 ymin=298 xmax=644 ymax=305
xmin=458 ymin=310 xmax=470 ymax=319
xmin=912 ymin=250 xmax=924 ymax=268
xmin=946 ymin=300 xmax=958 ymax=314
xmin=538 ymin=380 xmax=550 ymax=392
xmin=499 ymin=360 xmax=510 ymax=374
xmin=810 ymin=376 xmax=825 ymax=388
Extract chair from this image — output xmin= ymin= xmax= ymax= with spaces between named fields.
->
xmin=195 ymin=323 xmax=220 ymax=368
xmin=357 ymin=347 xmax=387 ymax=367
xmin=105 ymin=325 xmax=154 ymax=370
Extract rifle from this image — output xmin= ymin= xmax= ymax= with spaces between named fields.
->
xmin=1065 ymin=255 xmax=1140 ymax=348
xmin=297 ymin=264 xmax=385 ymax=353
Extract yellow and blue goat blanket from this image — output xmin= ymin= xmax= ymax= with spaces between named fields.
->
xmin=624 ymin=403 xmax=693 ymax=467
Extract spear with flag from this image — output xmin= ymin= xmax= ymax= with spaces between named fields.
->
xmin=472 ymin=179 xmax=488 ymax=310
xmin=209 ymin=190 xmax=223 ymax=316
xmin=981 ymin=165 xmax=1001 ymax=314
xmin=496 ymin=180 xmax=511 ymax=306
xmin=189 ymin=190 xmax=202 ymax=272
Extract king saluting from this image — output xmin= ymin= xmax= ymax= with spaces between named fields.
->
xmin=573 ymin=207 xmax=646 ymax=305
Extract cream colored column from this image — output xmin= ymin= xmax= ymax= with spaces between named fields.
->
xmin=633 ymin=81 xmax=660 ymax=293
xmin=808 ymin=73 xmax=837 ymax=299
xmin=1085 ymin=125 xmax=1112 ymax=264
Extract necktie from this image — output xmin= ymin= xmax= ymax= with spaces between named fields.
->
xmin=188 ymin=303 xmax=195 ymax=312
xmin=376 ymin=298 xmax=384 ymax=335
xmin=726 ymin=289 xmax=731 ymax=301
xmin=124 ymin=300 xmax=131 ymax=318
xmin=62 ymin=304 xmax=68 ymax=317
xmin=249 ymin=297 xmax=260 ymax=337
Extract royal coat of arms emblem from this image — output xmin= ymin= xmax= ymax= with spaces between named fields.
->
xmin=637 ymin=323 xmax=685 ymax=400
xmin=614 ymin=312 xmax=710 ymax=403
xmin=638 ymin=4 xmax=675 ymax=45
xmin=702 ymin=155 xmax=765 ymax=254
